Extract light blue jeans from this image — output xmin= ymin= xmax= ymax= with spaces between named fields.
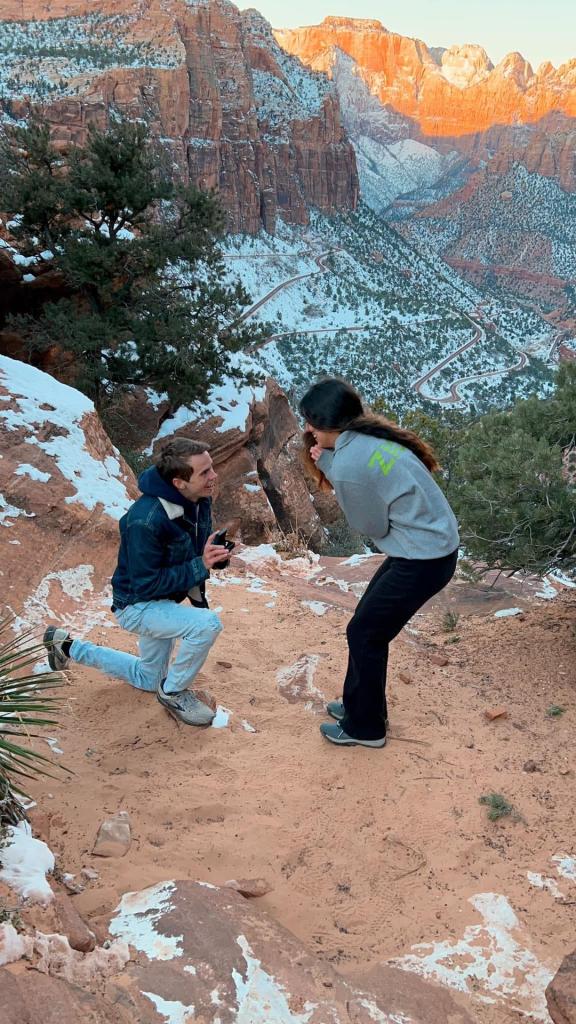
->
xmin=69 ymin=600 xmax=223 ymax=694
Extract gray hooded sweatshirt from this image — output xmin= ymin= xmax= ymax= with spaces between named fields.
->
xmin=317 ymin=431 xmax=459 ymax=560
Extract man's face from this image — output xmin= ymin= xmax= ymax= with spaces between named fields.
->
xmin=173 ymin=452 xmax=217 ymax=502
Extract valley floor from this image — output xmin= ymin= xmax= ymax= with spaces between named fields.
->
xmin=26 ymin=551 xmax=575 ymax=1023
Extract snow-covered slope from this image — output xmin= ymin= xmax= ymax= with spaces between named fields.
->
xmin=223 ymin=206 xmax=557 ymax=416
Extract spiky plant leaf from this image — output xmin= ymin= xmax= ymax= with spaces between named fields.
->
xmin=0 ymin=617 xmax=70 ymax=825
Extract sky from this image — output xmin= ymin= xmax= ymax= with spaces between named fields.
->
xmin=247 ymin=0 xmax=575 ymax=70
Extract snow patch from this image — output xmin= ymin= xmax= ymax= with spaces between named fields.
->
xmin=232 ymin=933 xmax=316 ymax=1023
xmin=0 ymin=922 xmax=33 ymax=966
xmin=0 ymin=494 xmax=35 ymax=527
xmin=110 ymin=881 xmax=183 ymax=960
xmin=301 ymin=600 xmax=330 ymax=616
xmin=552 ymin=854 xmax=576 ymax=882
xmin=0 ymin=821 xmax=54 ymax=904
xmin=527 ymin=872 xmax=564 ymax=899
xmin=276 ymin=655 xmax=324 ymax=705
xmin=13 ymin=564 xmax=96 ymax=632
xmin=141 ymin=992 xmax=195 ymax=1024
xmin=393 ymin=892 xmax=554 ymax=1020
xmin=0 ymin=356 xmax=132 ymax=520
xmin=494 ymin=607 xmax=523 ymax=618
xmin=15 ymin=463 xmax=51 ymax=482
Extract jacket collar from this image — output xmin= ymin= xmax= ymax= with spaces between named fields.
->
xmin=158 ymin=497 xmax=184 ymax=520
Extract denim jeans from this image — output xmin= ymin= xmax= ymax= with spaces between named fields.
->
xmin=69 ymin=600 xmax=223 ymax=694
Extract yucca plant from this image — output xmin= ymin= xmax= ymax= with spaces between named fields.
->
xmin=0 ymin=616 xmax=69 ymax=827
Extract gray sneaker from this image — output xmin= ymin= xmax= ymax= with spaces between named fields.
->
xmin=157 ymin=684 xmax=216 ymax=726
xmin=326 ymin=699 xmax=389 ymax=731
xmin=43 ymin=625 xmax=71 ymax=671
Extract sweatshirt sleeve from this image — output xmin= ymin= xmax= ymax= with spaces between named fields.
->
xmin=124 ymin=520 xmax=209 ymax=599
xmin=317 ymin=449 xmax=335 ymax=478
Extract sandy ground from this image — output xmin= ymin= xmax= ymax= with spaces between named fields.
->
xmin=26 ymin=552 xmax=575 ymax=1023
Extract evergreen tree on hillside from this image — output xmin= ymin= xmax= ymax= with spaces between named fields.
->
xmin=374 ymin=369 xmax=575 ymax=575
xmin=0 ymin=118 xmax=265 ymax=410
xmin=446 ymin=366 xmax=575 ymax=575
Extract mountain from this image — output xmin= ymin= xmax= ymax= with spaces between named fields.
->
xmin=276 ymin=17 xmax=576 ymax=140
xmin=0 ymin=0 xmax=358 ymax=233
xmin=276 ymin=17 xmax=576 ymax=324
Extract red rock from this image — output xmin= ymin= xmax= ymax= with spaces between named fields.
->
xmin=0 ymin=1 xmax=357 ymax=235
xmin=105 ymin=879 xmax=474 ymax=1022
xmin=484 ymin=707 xmax=508 ymax=721
xmin=277 ymin=18 xmax=576 ymax=143
xmin=0 ymin=967 xmax=136 ymax=1024
xmin=225 ymin=877 xmax=273 ymax=897
xmin=546 ymin=950 xmax=576 ymax=1024
xmin=429 ymin=653 xmax=450 ymax=667
xmin=54 ymin=893 xmax=96 ymax=953
xmin=92 ymin=812 xmax=131 ymax=858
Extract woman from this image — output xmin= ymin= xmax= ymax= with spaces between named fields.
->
xmin=299 ymin=378 xmax=459 ymax=750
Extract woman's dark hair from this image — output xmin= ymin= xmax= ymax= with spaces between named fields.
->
xmin=299 ymin=378 xmax=439 ymax=474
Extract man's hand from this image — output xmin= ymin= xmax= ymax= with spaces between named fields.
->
xmin=309 ymin=444 xmax=324 ymax=462
xmin=202 ymin=532 xmax=229 ymax=570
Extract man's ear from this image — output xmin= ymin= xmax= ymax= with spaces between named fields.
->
xmin=171 ymin=476 xmax=184 ymax=493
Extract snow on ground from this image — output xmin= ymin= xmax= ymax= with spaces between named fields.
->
xmin=146 ymin=353 xmax=266 ymax=452
xmin=0 ymin=356 xmax=132 ymax=520
xmin=0 ymin=820 xmax=55 ymax=904
xmin=393 ymin=892 xmax=555 ymax=1021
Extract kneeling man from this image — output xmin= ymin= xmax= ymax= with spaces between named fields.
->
xmin=44 ymin=439 xmax=229 ymax=726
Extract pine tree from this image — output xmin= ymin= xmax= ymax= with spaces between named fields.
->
xmin=448 ymin=365 xmax=576 ymax=575
xmin=0 ymin=118 xmax=266 ymax=410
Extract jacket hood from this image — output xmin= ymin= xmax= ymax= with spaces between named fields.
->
xmin=137 ymin=467 xmax=209 ymax=520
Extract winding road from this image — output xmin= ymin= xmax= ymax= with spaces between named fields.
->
xmin=230 ymin=249 xmax=532 ymax=406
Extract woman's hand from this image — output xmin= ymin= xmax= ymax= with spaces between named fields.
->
xmin=309 ymin=444 xmax=324 ymax=462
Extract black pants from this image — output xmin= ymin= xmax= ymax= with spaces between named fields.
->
xmin=340 ymin=549 xmax=458 ymax=740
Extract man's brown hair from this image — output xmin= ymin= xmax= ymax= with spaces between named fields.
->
xmin=155 ymin=438 xmax=210 ymax=484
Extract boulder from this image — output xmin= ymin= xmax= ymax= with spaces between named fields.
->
xmin=547 ymin=951 xmax=576 ymax=1024
xmin=224 ymin=877 xmax=273 ymax=897
xmin=92 ymin=812 xmax=131 ymax=859
xmin=0 ymin=355 xmax=137 ymax=623
xmin=0 ymin=967 xmax=135 ymax=1024
xmin=106 ymin=878 xmax=474 ymax=1023
xmin=143 ymin=378 xmax=326 ymax=546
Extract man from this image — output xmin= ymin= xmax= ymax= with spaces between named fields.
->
xmin=44 ymin=438 xmax=230 ymax=726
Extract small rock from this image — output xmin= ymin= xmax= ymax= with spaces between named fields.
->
xmin=62 ymin=875 xmax=85 ymax=895
xmin=398 ymin=672 xmax=412 ymax=685
xmin=484 ymin=707 xmax=508 ymax=721
xmin=523 ymin=760 xmax=541 ymax=773
xmin=429 ymin=653 xmax=449 ymax=667
xmin=93 ymin=811 xmax=131 ymax=858
xmin=225 ymin=877 xmax=273 ymax=898
xmin=216 ymin=661 xmax=233 ymax=669
xmin=81 ymin=867 xmax=100 ymax=881
xmin=54 ymin=892 xmax=96 ymax=953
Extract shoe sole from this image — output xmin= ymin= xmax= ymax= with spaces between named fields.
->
xmin=43 ymin=626 xmax=68 ymax=671
xmin=323 ymin=733 xmax=387 ymax=748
